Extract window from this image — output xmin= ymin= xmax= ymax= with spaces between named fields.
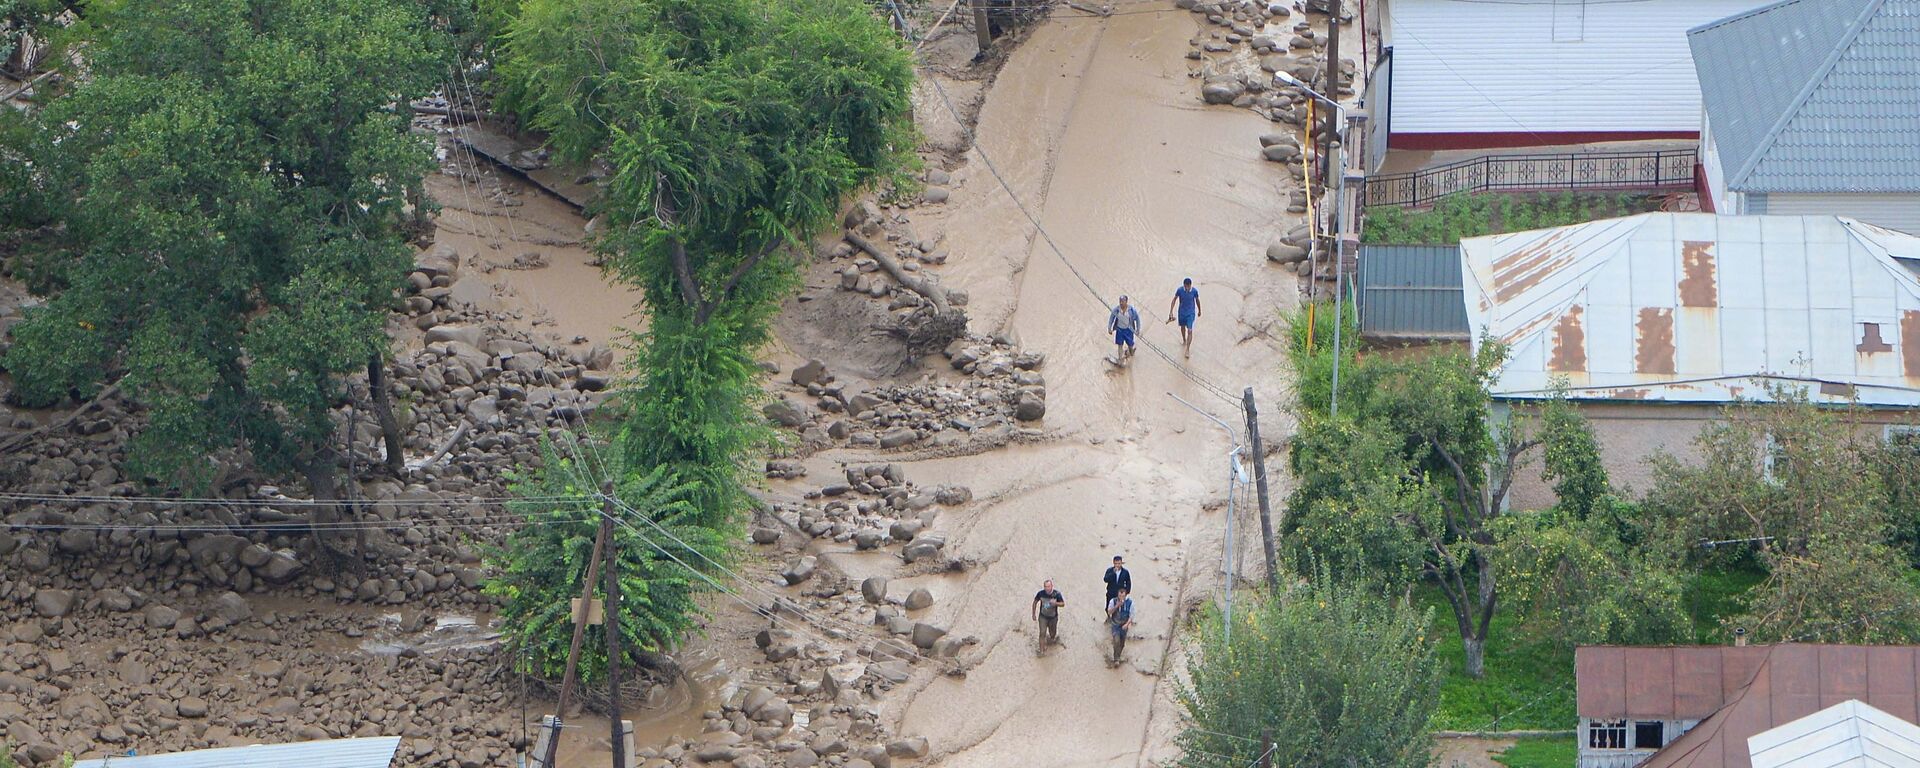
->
xmin=1887 ymin=425 xmax=1920 ymax=456
xmin=1634 ymin=721 xmax=1666 ymax=750
xmin=1588 ymin=719 xmax=1628 ymax=750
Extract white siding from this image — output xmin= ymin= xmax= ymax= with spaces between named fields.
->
xmin=1388 ymin=0 xmax=1762 ymax=136
xmin=1762 ymin=194 xmax=1920 ymax=236
xmin=1700 ymin=114 xmax=1736 ymax=213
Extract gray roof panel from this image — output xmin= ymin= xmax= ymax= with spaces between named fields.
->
xmin=1689 ymin=0 xmax=1920 ymax=193
xmin=71 ymin=738 xmax=401 ymax=768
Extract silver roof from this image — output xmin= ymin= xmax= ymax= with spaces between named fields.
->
xmin=71 ymin=738 xmax=401 ymax=768
xmin=1462 ymin=213 xmax=1920 ymax=406
xmin=1689 ymin=0 xmax=1920 ymax=193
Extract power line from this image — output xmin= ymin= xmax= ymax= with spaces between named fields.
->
xmin=900 ymin=13 xmax=1246 ymax=407
xmin=0 ymin=491 xmax=585 ymax=507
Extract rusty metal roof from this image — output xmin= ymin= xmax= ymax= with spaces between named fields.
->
xmin=1462 ymin=214 xmax=1920 ymax=407
xmin=1578 ymin=645 xmax=1920 ymax=768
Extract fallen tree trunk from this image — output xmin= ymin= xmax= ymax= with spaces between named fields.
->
xmin=845 ymin=231 xmax=950 ymax=313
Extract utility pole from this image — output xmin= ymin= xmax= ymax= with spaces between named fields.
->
xmin=600 ymin=487 xmax=626 ymax=768
xmin=1241 ymin=387 xmax=1279 ymax=589
xmin=972 ymin=0 xmax=993 ymax=55
xmin=541 ymin=512 xmax=610 ymax=768
xmin=1259 ymin=729 xmax=1275 ymax=768
xmin=1321 ymin=0 xmax=1342 ymax=187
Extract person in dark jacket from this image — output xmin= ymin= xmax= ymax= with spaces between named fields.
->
xmin=1102 ymin=555 xmax=1131 ymax=616
xmin=1031 ymin=579 xmax=1066 ymax=646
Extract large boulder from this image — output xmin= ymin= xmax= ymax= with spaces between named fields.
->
xmin=211 ymin=591 xmax=253 ymax=624
xmin=861 ymin=577 xmax=890 ymax=604
xmin=910 ymin=623 xmax=947 ymax=649
xmin=31 ymin=589 xmax=74 ymax=618
xmin=1201 ymin=79 xmax=1246 ymax=105
xmin=904 ymin=588 xmax=934 ymax=611
xmin=764 ymin=399 xmax=809 ymax=428
xmin=782 ymin=556 xmax=818 ymax=585
xmin=887 ymin=738 xmax=930 ymax=759
xmin=791 ymin=359 xmax=828 ymax=387
xmin=1014 ymin=393 xmax=1046 ymax=422
xmin=901 ymin=534 xmax=947 ymax=564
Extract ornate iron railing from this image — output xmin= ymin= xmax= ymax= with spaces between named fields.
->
xmin=1365 ymin=149 xmax=1696 ymax=208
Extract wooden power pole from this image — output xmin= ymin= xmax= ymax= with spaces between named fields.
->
xmin=1242 ymin=387 xmax=1279 ymax=589
xmin=973 ymin=0 xmax=993 ymax=55
xmin=541 ymin=512 xmax=611 ymax=768
xmin=601 ymin=487 xmax=626 ymax=768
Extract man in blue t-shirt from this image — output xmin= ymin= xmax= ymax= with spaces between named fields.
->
xmin=1107 ymin=295 xmax=1141 ymax=364
xmin=1166 ymin=278 xmax=1202 ymax=358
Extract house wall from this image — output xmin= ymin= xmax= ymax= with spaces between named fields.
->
xmin=1760 ymin=193 xmax=1920 ymax=236
xmin=1698 ymin=114 xmax=1739 ymax=214
xmin=1383 ymin=0 xmax=1757 ymax=147
xmin=1501 ymin=401 xmax=1920 ymax=512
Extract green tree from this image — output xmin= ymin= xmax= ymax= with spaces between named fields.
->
xmin=1495 ymin=507 xmax=1691 ymax=647
xmin=491 ymin=0 xmax=916 ymax=527
xmin=1176 ymin=576 xmax=1440 ymax=768
xmin=1641 ymin=395 xmax=1920 ymax=642
xmin=1287 ymin=342 xmax=1541 ymax=678
xmin=488 ymin=440 xmax=728 ymax=684
xmin=1539 ymin=393 xmax=1610 ymax=519
xmin=3 ymin=0 xmax=444 ymax=509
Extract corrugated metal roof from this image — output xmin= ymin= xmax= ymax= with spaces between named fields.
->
xmin=1689 ymin=0 xmax=1920 ymax=194
xmin=1748 ymin=699 xmax=1920 ymax=768
xmin=1358 ymin=244 xmax=1470 ymax=340
xmin=1461 ymin=213 xmax=1920 ymax=406
xmin=71 ymin=737 xmax=401 ymax=768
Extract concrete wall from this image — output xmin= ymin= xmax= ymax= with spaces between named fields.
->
xmin=1501 ymin=400 xmax=1919 ymax=511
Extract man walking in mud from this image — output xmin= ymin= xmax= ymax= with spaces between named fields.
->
xmin=1031 ymin=579 xmax=1065 ymax=647
xmin=1102 ymin=555 xmax=1131 ymax=617
xmin=1108 ymin=295 xmax=1141 ymax=365
xmin=1166 ymin=278 xmax=1201 ymax=358
xmin=1106 ymin=587 xmax=1135 ymax=666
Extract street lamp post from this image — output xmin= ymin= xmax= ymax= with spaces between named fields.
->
xmin=1273 ymin=71 xmax=1351 ymax=419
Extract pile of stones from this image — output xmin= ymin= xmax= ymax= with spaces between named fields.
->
xmin=761 ymin=339 xmax=1045 ymax=458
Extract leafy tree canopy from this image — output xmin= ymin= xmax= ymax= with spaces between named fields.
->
xmin=1177 ymin=575 xmax=1440 ymax=768
xmin=2 ymin=0 xmax=446 ymax=489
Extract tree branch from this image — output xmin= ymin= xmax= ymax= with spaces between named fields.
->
xmin=668 ymin=238 xmax=706 ymax=314
xmin=696 ymin=239 xmax=785 ymax=325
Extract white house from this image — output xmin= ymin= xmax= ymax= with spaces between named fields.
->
xmin=1372 ymin=0 xmax=1763 ymax=150
xmin=1689 ymin=0 xmax=1920 ymax=234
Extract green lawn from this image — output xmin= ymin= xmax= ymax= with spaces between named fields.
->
xmin=1425 ymin=566 xmax=1765 ymax=733
xmin=1362 ymin=192 xmax=1663 ymax=245
xmin=1493 ymin=736 xmax=1577 ymax=768
xmin=1422 ymin=589 xmax=1576 ymax=732
xmin=1683 ymin=565 xmax=1766 ymax=643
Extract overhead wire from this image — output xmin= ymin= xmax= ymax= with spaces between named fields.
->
xmin=556 ymin=409 xmax=971 ymax=673
xmin=892 ymin=1 xmax=1246 ymax=408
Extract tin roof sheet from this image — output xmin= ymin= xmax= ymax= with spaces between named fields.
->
xmin=1462 ymin=213 xmax=1920 ymax=406
xmin=1747 ymin=699 xmax=1920 ymax=768
xmin=1689 ymin=0 xmax=1920 ymax=193
xmin=71 ymin=738 xmax=401 ymax=768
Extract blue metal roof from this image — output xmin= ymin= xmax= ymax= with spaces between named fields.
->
xmin=71 ymin=738 xmax=401 ymax=768
xmin=1689 ymin=0 xmax=1920 ymax=193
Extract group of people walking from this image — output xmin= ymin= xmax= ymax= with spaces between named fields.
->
xmin=1029 ymin=555 xmax=1137 ymax=666
xmin=1106 ymin=278 xmax=1203 ymax=365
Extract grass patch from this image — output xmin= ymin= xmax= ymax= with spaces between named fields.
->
xmin=1362 ymin=192 xmax=1663 ymax=246
xmin=1421 ymin=589 xmax=1576 ymax=732
xmin=1683 ymin=565 xmax=1765 ymax=643
xmin=1493 ymin=736 xmax=1578 ymax=768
